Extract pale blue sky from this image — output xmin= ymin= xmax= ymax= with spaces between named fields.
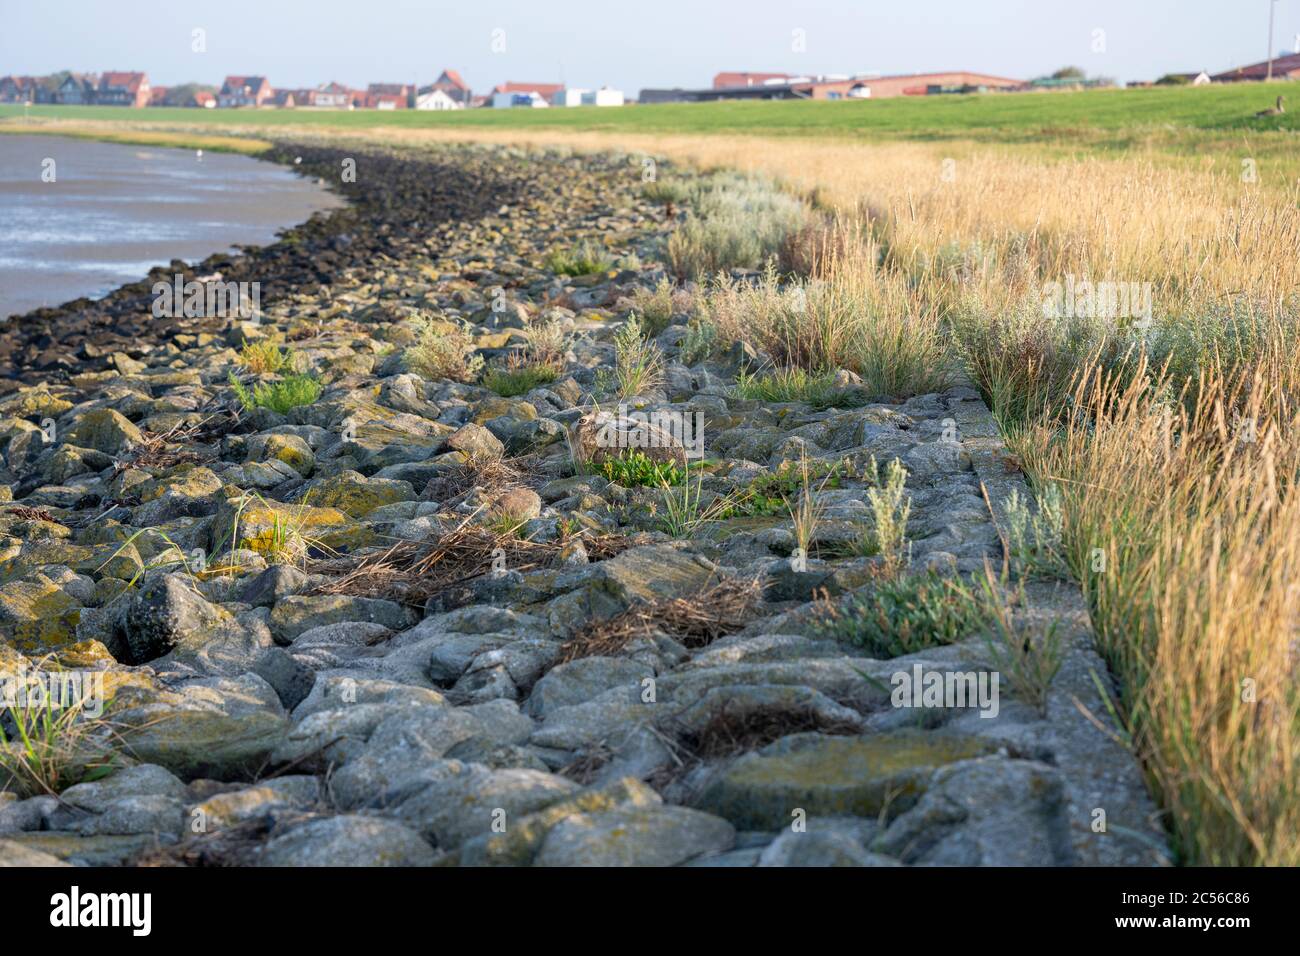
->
xmin=1 ymin=0 xmax=1296 ymax=94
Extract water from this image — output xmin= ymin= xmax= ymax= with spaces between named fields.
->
xmin=0 ymin=135 xmax=345 ymax=318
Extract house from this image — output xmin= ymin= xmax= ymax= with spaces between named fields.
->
xmin=414 ymin=87 xmax=461 ymax=110
xmin=427 ymin=69 xmax=471 ymax=106
xmin=97 ymin=72 xmax=150 ymax=107
xmin=552 ymin=87 xmax=625 ymax=106
xmin=193 ymin=90 xmax=217 ymax=108
xmin=0 ymin=75 xmax=38 ymax=103
xmin=149 ymin=86 xmax=169 ymax=106
xmin=713 ymin=71 xmax=792 ymax=89
xmin=643 ymin=71 xmax=1023 ymax=104
xmin=552 ymin=88 xmax=586 ymax=107
xmin=365 ymin=83 xmax=412 ymax=109
xmin=56 ymin=73 xmax=97 ymax=104
xmin=582 ymin=87 xmax=624 ymax=107
xmin=218 ymin=75 xmax=273 ymax=108
xmin=490 ymin=81 xmax=562 ymax=107
xmin=1212 ymin=52 xmax=1300 ymax=83
xmin=491 ymin=90 xmax=549 ymax=108
xmin=306 ymin=82 xmax=352 ymax=108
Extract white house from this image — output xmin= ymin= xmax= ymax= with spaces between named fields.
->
xmin=491 ymin=90 xmax=550 ymax=108
xmin=552 ymin=88 xmax=587 ymax=107
xmin=1190 ymin=71 xmax=1212 ymax=86
xmin=581 ymin=87 xmax=625 ymax=107
xmin=415 ymin=87 xmax=461 ymax=110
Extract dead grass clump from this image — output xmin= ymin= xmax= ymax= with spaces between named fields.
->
xmin=3 ymin=506 xmax=56 ymax=523
xmin=112 ymin=418 xmax=221 ymax=473
xmin=558 ymin=577 xmax=760 ymax=663
xmin=680 ymin=702 xmax=861 ymax=759
xmin=310 ymin=520 xmax=629 ymax=606
xmin=422 ymin=455 xmax=532 ymax=508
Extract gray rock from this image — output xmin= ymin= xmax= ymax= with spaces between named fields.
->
xmin=78 ymin=795 xmax=185 ymax=838
xmin=525 ymin=657 xmax=653 ymax=718
xmin=258 ymin=815 xmax=438 ymax=867
xmin=60 ymin=764 xmax=188 ymax=813
xmin=695 ymin=731 xmax=995 ymax=830
xmin=535 ymin=805 xmax=735 ymax=866
xmin=389 ymin=764 xmax=578 ymax=849
xmin=445 ymin=422 xmax=504 ymax=461
xmin=118 ymin=573 xmax=229 ymax=664
xmin=189 ymin=777 xmax=321 ymax=830
xmin=873 ymin=756 xmax=1074 ymax=865
xmin=252 ymin=646 xmax=317 ymax=711
xmin=0 ymin=838 xmax=73 ymax=866
xmin=269 ymin=595 xmax=413 ymax=642
xmin=758 ymin=818 xmax=897 ymax=867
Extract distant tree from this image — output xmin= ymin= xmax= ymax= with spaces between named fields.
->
xmin=1155 ymin=73 xmax=1192 ymax=86
xmin=1052 ymin=66 xmax=1088 ymax=80
xmin=162 ymin=83 xmax=216 ymax=106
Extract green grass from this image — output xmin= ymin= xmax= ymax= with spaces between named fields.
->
xmin=597 ymin=450 xmax=687 ymax=488
xmin=229 ymin=371 xmax=323 ymax=414
xmin=734 ymin=367 xmax=852 ymax=408
xmin=544 ymin=241 xmax=614 ymax=277
xmin=4 ymin=84 xmax=1298 ymax=143
xmin=481 ymin=362 xmax=559 ymax=397
xmin=817 ymin=571 xmax=994 ymax=659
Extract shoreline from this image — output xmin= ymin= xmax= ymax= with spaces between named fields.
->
xmin=0 ymin=140 xmax=516 ymax=386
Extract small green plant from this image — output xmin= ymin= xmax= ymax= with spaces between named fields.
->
xmin=735 ymin=367 xmax=858 ymax=410
xmin=787 ymin=454 xmax=832 ymax=561
xmin=627 ymin=277 xmax=691 ymax=338
xmin=680 ymin=318 xmax=719 ymax=365
xmin=482 ymin=362 xmax=560 ymax=397
xmin=236 ymin=339 xmax=294 ymax=374
xmin=865 ymin=456 xmax=912 ymax=573
xmin=403 ymin=316 xmax=483 ymax=383
xmin=657 ymin=469 xmax=735 ymax=538
xmin=598 ymin=450 xmax=686 ymax=488
xmin=817 ymin=572 xmax=994 ymax=658
xmin=598 ymin=315 xmax=664 ymax=398
xmin=1004 ymin=485 xmax=1068 ymax=579
xmin=722 ymin=458 xmax=847 ymax=518
xmin=977 ymin=565 xmax=1064 ymax=716
xmin=641 ymin=179 xmax=691 ymax=204
xmin=544 ymin=240 xmax=615 ymax=277
xmin=229 ymin=371 xmax=323 ymax=414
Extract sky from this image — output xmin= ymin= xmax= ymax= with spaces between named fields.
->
xmin=1 ymin=0 xmax=1298 ymax=95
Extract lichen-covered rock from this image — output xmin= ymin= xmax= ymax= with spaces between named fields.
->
xmin=535 ymin=805 xmax=735 ymax=867
xmin=257 ymin=816 xmax=438 ymax=867
xmin=63 ymin=408 xmax=142 ymax=455
xmin=695 ymin=731 xmax=996 ymax=830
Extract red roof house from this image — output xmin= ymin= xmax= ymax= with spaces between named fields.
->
xmin=218 ymin=75 xmax=273 ymax=108
xmin=98 ymin=71 xmax=150 ymax=107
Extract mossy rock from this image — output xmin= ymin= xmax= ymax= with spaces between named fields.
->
xmin=0 ymin=579 xmax=83 ymax=652
xmin=63 ymin=408 xmax=143 ymax=455
xmin=115 ymin=709 xmax=290 ymax=781
xmin=305 ymin=472 xmax=416 ymax=518
xmin=210 ymin=498 xmax=375 ymax=558
xmin=0 ymin=540 xmax=142 ymax=583
xmin=695 ymin=730 xmax=997 ymax=829
xmin=459 ymin=777 xmax=663 ymax=866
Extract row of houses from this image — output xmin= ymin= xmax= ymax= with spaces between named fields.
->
xmin=0 ymin=68 xmax=628 ymax=110
xmin=641 ymin=69 xmax=1024 ymax=103
xmin=0 ymin=71 xmax=152 ymax=107
xmin=1159 ymin=52 xmax=1300 ymax=86
xmin=0 ymin=69 xmax=475 ymax=109
xmin=212 ymin=71 xmax=473 ymax=109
